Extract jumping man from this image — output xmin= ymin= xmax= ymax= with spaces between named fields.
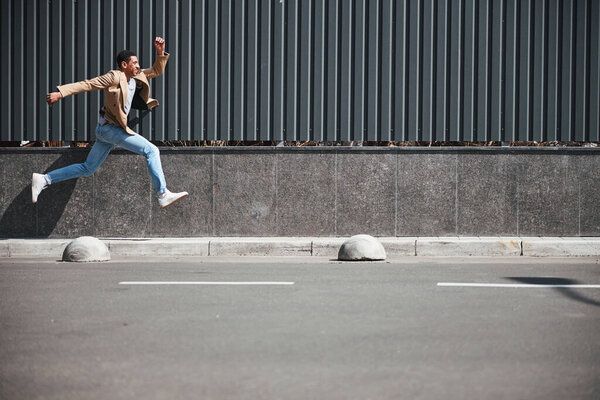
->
xmin=34 ymin=37 xmax=188 ymax=209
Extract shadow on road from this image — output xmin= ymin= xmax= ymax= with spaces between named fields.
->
xmin=507 ymin=277 xmax=600 ymax=307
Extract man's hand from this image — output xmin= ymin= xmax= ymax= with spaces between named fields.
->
xmin=154 ymin=37 xmax=165 ymax=56
xmin=46 ymin=92 xmax=62 ymax=107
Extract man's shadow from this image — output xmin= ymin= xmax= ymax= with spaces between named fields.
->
xmin=0 ymin=154 xmax=80 ymax=238
xmin=507 ymin=277 xmax=600 ymax=307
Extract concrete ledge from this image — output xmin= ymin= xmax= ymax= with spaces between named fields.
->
xmin=107 ymin=238 xmax=210 ymax=257
xmin=4 ymin=148 xmax=600 ymax=238
xmin=209 ymin=238 xmax=312 ymax=257
xmin=1 ymin=237 xmax=599 ymax=259
xmin=521 ymin=237 xmax=600 ymax=257
xmin=4 ymin=239 xmax=71 ymax=258
xmin=417 ymin=237 xmax=522 ymax=257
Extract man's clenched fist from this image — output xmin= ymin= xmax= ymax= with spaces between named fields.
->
xmin=154 ymin=36 xmax=165 ymax=55
xmin=46 ymin=92 xmax=62 ymax=107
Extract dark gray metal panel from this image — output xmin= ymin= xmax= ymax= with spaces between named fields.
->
xmin=517 ymin=0 xmax=532 ymax=142
xmin=0 ymin=0 xmax=11 ymax=141
xmin=476 ymin=0 xmax=489 ymax=142
xmin=560 ymin=0 xmax=574 ymax=142
xmin=326 ymin=0 xmax=340 ymax=142
xmin=380 ymin=0 xmax=393 ymax=142
xmin=448 ymin=0 xmax=462 ymax=141
xmin=166 ymin=0 xmax=179 ymax=140
xmin=366 ymin=0 xmax=380 ymax=141
xmin=272 ymin=0 xmax=284 ymax=142
xmin=232 ymin=0 xmax=245 ymax=141
xmin=435 ymin=0 xmax=449 ymax=142
xmin=3 ymin=0 xmax=599 ymax=143
xmin=394 ymin=0 xmax=408 ymax=142
xmin=531 ymin=0 xmax=545 ymax=141
xmin=546 ymin=0 xmax=560 ymax=142
xmin=180 ymin=0 xmax=192 ymax=140
xmin=490 ymin=0 xmax=503 ymax=141
xmin=339 ymin=0 xmax=351 ymax=142
xmin=38 ymin=0 xmax=51 ymax=142
xmin=138 ymin=0 xmax=153 ymax=138
xmin=504 ymin=0 xmax=518 ymax=142
xmin=463 ymin=0 xmax=476 ymax=142
xmin=153 ymin=0 xmax=166 ymax=141
xmin=13 ymin=0 xmax=24 ymax=142
xmin=422 ymin=0 xmax=434 ymax=142
xmin=25 ymin=0 xmax=37 ymax=142
xmin=573 ymin=0 xmax=588 ymax=142
xmin=75 ymin=0 xmax=89 ymax=142
xmin=298 ymin=0 xmax=312 ymax=142
xmin=63 ymin=0 xmax=75 ymax=142
xmin=407 ymin=0 xmax=421 ymax=141
xmin=591 ymin=0 xmax=600 ymax=142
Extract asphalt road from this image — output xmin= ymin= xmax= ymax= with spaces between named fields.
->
xmin=1 ymin=256 xmax=599 ymax=400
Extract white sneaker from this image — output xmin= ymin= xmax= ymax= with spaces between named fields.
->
xmin=158 ymin=190 xmax=189 ymax=209
xmin=32 ymin=173 xmax=48 ymax=203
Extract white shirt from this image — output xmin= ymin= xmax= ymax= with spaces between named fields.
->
xmin=98 ymin=78 xmax=137 ymax=125
xmin=123 ymin=78 xmax=136 ymax=116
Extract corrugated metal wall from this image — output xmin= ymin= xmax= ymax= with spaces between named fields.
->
xmin=1 ymin=0 xmax=599 ymax=142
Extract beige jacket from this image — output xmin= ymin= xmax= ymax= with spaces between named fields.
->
xmin=57 ymin=53 xmax=170 ymax=135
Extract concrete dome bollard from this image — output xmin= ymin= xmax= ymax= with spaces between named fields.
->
xmin=338 ymin=234 xmax=386 ymax=261
xmin=62 ymin=236 xmax=110 ymax=262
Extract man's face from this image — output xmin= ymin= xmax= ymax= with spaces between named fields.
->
xmin=121 ymin=56 xmax=140 ymax=76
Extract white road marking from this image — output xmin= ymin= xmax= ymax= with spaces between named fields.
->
xmin=119 ymin=281 xmax=295 ymax=286
xmin=437 ymin=283 xmax=600 ymax=288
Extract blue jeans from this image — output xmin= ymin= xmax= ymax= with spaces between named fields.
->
xmin=47 ymin=123 xmax=167 ymax=194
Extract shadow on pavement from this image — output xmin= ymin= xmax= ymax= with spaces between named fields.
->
xmin=507 ymin=277 xmax=600 ymax=307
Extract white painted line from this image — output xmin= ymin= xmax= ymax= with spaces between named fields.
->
xmin=119 ymin=281 xmax=295 ymax=286
xmin=437 ymin=283 xmax=600 ymax=288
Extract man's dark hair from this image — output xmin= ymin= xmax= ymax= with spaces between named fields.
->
xmin=116 ymin=50 xmax=136 ymax=68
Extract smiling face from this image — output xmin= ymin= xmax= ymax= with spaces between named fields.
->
xmin=120 ymin=55 xmax=140 ymax=77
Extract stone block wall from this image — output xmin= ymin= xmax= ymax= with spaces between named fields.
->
xmin=1 ymin=147 xmax=598 ymax=238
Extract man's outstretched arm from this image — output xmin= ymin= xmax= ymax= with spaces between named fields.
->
xmin=142 ymin=36 xmax=170 ymax=79
xmin=46 ymin=71 xmax=117 ymax=107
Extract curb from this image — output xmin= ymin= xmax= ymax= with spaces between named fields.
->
xmin=2 ymin=237 xmax=600 ymax=258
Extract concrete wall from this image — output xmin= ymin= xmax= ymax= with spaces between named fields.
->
xmin=1 ymin=147 xmax=599 ymax=238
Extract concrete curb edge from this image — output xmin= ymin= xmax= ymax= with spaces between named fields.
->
xmin=2 ymin=237 xmax=600 ymax=258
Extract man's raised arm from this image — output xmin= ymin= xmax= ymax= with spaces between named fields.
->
xmin=142 ymin=36 xmax=170 ymax=79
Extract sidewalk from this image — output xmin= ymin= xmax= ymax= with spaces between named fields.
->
xmin=1 ymin=237 xmax=600 ymax=258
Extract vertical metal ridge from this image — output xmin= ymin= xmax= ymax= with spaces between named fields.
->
xmin=574 ymin=0 xmax=588 ymax=141
xmin=327 ymin=0 xmax=340 ymax=141
xmin=381 ymin=0 xmax=394 ymax=141
xmin=560 ymin=0 xmax=574 ymax=141
xmin=464 ymin=0 xmax=476 ymax=142
xmin=407 ymin=0 xmax=420 ymax=140
xmin=293 ymin=0 xmax=300 ymax=141
xmin=490 ymin=0 xmax=503 ymax=141
xmin=240 ymin=0 xmax=247 ymax=141
xmin=435 ymin=0 xmax=449 ymax=142
xmin=0 ymin=0 xmax=11 ymax=140
xmin=422 ymin=0 xmax=434 ymax=141
xmin=181 ymin=0 xmax=192 ymax=140
xmin=339 ymin=0 xmax=351 ymax=141
xmin=396 ymin=0 xmax=408 ymax=141
xmin=449 ymin=0 xmax=462 ymax=141
xmin=590 ymin=0 xmax=600 ymax=141
xmin=225 ymin=0 xmax=233 ymax=141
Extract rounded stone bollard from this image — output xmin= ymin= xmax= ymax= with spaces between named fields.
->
xmin=338 ymin=234 xmax=386 ymax=261
xmin=62 ymin=236 xmax=110 ymax=262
